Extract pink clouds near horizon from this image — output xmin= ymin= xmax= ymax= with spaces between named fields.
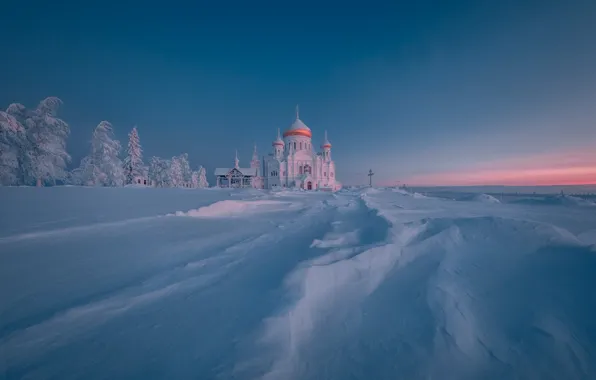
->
xmin=398 ymin=150 xmax=596 ymax=186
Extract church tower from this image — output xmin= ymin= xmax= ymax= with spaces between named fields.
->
xmin=272 ymin=128 xmax=284 ymax=159
xmin=250 ymin=144 xmax=260 ymax=176
xmin=321 ymin=130 xmax=332 ymax=161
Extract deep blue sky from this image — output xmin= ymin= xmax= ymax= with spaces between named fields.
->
xmin=2 ymin=0 xmax=596 ymax=185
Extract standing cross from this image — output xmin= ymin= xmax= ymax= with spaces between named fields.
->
xmin=368 ymin=169 xmax=375 ymax=187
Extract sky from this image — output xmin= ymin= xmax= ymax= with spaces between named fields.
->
xmin=2 ymin=0 xmax=596 ymax=186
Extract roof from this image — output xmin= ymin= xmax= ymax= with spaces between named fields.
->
xmin=287 ymin=118 xmax=310 ymax=132
xmin=214 ymin=167 xmax=257 ymax=176
xmin=283 ymin=118 xmax=312 ymax=138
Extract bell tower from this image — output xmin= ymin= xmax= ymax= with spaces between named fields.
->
xmin=251 ymin=144 xmax=260 ymax=175
xmin=321 ymin=130 xmax=332 ymax=161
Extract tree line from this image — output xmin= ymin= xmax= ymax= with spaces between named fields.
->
xmin=0 ymin=97 xmax=208 ymax=188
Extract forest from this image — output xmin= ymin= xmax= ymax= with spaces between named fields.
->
xmin=0 ymin=97 xmax=208 ymax=188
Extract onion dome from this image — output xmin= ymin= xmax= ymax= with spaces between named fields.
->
xmin=321 ymin=130 xmax=331 ymax=148
xmin=272 ymin=128 xmax=284 ymax=146
xmin=283 ymin=105 xmax=312 ymax=138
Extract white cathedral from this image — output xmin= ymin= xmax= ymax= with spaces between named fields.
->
xmin=214 ymin=107 xmax=341 ymax=191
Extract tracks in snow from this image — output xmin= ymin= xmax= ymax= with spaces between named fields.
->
xmin=239 ymin=193 xmax=400 ymax=380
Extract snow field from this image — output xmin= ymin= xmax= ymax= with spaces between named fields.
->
xmin=1 ymin=186 xmax=596 ymax=379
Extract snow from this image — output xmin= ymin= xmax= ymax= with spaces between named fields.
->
xmin=172 ymin=199 xmax=297 ymax=218
xmin=1 ymin=187 xmax=596 ymax=379
xmin=512 ymin=194 xmax=596 ymax=207
xmin=461 ymin=193 xmax=502 ymax=203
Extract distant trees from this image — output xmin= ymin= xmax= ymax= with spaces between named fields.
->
xmin=148 ymin=156 xmax=171 ymax=187
xmin=0 ymin=97 xmax=210 ymax=188
xmin=146 ymin=155 xmax=208 ymax=188
xmin=189 ymin=166 xmax=208 ymax=189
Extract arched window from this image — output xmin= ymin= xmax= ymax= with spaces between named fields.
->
xmin=300 ymin=142 xmax=303 ymax=149
xmin=299 ymin=165 xmax=303 ymax=174
xmin=304 ymin=165 xmax=311 ymax=174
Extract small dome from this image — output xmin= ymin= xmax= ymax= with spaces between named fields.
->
xmin=272 ymin=128 xmax=284 ymax=146
xmin=321 ymin=130 xmax=331 ymax=148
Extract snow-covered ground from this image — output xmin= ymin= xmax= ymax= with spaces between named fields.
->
xmin=1 ymin=186 xmax=596 ymax=379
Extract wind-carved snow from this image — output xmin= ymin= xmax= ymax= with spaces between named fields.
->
xmin=172 ymin=199 xmax=297 ymax=218
xmin=2 ymin=187 xmax=596 ymax=379
xmin=249 ymin=196 xmax=428 ymax=380
xmin=242 ymin=189 xmax=596 ymax=380
xmin=460 ymin=193 xmax=501 ymax=203
xmin=310 ymin=229 xmax=361 ymax=248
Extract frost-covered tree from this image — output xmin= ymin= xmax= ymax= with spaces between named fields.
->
xmin=123 ymin=126 xmax=143 ymax=184
xmin=69 ymin=156 xmax=95 ymax=186
xmin=197 ymin=166 xmax=209 ymax=188
xmin=148 ymin=156 xmax=171 ymax=187
xmin=190 ymin=171 xmax=199 ymax=188
xmin=75 ymin=121 xmax=125 ymax=186
xmin=169 ymin=156 xmax=184 ymax=187
xmin=0 ymin=111 xmax=25 ymax=185
xmin=5 ymin=103 xmax=32 ymax=185
xmin=6 ymin=98 xmax=71 ymax=186
xmin=28 ymin=98 xmax=70 ymax=186
xmin=175 ymin=153 xmax=192 ymax=184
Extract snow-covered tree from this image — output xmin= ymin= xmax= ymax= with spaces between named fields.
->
xmin=68 ymin=156 xmax=95 ymax=186
xmin=148 ymin=156 xmax=170 ymax=187
xmin=74 ymin=121 xmax=125 ymax=186
xmin=5 ymin=103 xmax=32 ymax=185
xmin=169 ymin=156 xmax=184 ymax=187
xmin=197 ymin=166 xmax=209 ymax=188
xmin=0 ymin=111 xmax=25 ymax=185
xmin=5 ymin=98 xmax=71 ymax=186
xmin=24 ymin=97 xmax=71 ymax=186
xmin=177 ymin=153 xmax=192 ymax=184
xmin=123 ymin=126 xmax=143 ymax=184
xmin=190 ymin=171 xmax=199 ymax=188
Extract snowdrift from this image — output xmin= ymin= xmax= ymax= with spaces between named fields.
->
xmin=513 ymin=194 xmax=596 ymax=207
xmin=2 ymin=186 xmax=596 ymax=379
xmin=173 ymin=199 xmax=294 ymax=218
xmin=459 ymin=193 xmax=501 ymax=203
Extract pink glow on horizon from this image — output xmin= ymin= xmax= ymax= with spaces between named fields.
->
xmin=400 ymin=150 xmax=596 ymax=186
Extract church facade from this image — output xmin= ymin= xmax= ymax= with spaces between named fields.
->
xmin=214 ymin=147 xmax=263 ymax=189
xmin=215 ymin=107 xmax=341 ymax=191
